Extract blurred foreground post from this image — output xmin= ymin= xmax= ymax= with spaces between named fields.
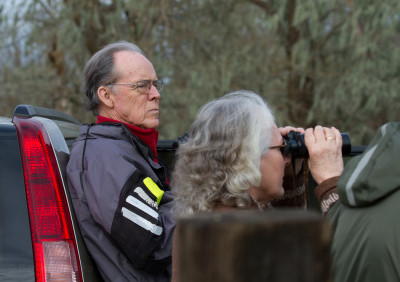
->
xmin=176 ymin=210 xmax=332 ymax=282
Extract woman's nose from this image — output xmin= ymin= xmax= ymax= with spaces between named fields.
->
xmin=283 ymin=154 xmax=291 ymax=167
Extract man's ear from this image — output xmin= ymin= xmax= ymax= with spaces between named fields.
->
xmin=97 ymin=86 xmax=114 ymax=108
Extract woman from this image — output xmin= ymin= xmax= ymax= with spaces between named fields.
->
xmin=171 ymin=90 xmax=343 ymax=215
xmin=171 ymin=90 xmax=344 ymax=281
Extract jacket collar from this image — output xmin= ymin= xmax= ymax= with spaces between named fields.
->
xmin=96 ymin=116 xmax=159 ymax=160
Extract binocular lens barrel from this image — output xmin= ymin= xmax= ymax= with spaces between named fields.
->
xmin=286 ymin=131 xmax=352 ymax=158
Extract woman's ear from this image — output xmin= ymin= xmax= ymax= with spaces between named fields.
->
xmin=97 ymin=86 xmax=114 ymax=108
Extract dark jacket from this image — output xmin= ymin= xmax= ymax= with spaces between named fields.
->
xmin=67 ymin=122 xmax=175 ymax=282
xmin=319 ymin=122 xmax=400 ymax=282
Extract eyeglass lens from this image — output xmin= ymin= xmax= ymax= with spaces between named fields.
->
xmin=137 ymin=80 xmax=163 ymax=94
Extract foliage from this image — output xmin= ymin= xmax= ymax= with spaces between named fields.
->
xmin=0 ymin=0 xmax=399 ymax=144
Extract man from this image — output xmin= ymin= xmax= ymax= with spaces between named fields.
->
xmin=67 ymin=41 xmax=175 ymax=282
xmin=313 ymin=122 xmax=400 ymax=282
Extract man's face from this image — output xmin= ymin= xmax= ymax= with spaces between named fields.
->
xmin=108 ymin=51 xmax=161 ymax=129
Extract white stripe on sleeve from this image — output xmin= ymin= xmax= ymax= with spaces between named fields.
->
xmin=134 ymin=187 xmax=158 ymax=208
xmin=126 ymin=195 xmax=159 ymax=219
xmin=121 ymin=207 xmax=163 ymax=236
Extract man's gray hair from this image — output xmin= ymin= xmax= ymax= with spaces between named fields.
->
xmin=83 ymin=41 xmax=143 ymax=116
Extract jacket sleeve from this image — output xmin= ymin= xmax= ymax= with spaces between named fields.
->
xmin=110 ymin=170 xmax=175 ymax=274
xmin=314 ymin=176 xmax=340 ymax=215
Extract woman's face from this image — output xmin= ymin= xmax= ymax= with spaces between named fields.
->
xmin=248 ymin=123 xmax=291 ymax=203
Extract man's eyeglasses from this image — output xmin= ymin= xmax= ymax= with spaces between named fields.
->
xmin=107 ymin=80 xmax=164 ymax=94
xmin=269 ymin=139 xmax=288 ymax=156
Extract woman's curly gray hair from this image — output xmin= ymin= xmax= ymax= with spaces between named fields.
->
xmin=171 ymin=90 xmax=275 ymax=217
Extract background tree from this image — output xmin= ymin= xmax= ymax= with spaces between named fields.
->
xmin=0 ymin=0 xmax=399 ymax=144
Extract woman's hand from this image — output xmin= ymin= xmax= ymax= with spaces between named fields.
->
xmin=279 ymin=126 xmax=305 ymax=176
xmin=304 ymin=126 xmax=344 ymax=184
xmin=279 ymin=126 xmax=305 ymax=137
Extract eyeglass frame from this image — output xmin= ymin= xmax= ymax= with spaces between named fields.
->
xmin=268 ymin=139 xmax=288 ymax=156
xmin=106 ymin=79 xmax=164 ymax=95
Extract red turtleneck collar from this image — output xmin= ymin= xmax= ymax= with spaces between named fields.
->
xmin=96 ymin=116 xmax=159 ymax=162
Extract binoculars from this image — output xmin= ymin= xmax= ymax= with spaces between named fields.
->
xmin=173 ymin=130 xmax=363 ymax=158
xmin=285 ymin=130 xmax=352 ymax=158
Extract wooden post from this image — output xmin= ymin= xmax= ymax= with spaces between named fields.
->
xmin=176 ymin=209 xmax=332 ymax=282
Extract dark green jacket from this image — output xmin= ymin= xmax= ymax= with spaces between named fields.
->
xmin=327 ymin=122 xmax=400 ymax=282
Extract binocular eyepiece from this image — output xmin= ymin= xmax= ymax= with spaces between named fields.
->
xmin=285 ymin=130 xmax=352 ymax=158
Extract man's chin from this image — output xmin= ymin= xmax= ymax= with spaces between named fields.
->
xmin=148 ymin=120 xmax=160 ymax=130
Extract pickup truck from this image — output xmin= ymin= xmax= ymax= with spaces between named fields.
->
xmin=0 ymin=105 xmax=176 ymax=282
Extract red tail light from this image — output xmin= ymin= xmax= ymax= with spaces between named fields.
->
xmin=14 ymin=116 xmax=82 ymax=282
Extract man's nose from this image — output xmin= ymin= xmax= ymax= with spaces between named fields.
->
xmin=148 ymin=85 xmax=161 ymax=100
